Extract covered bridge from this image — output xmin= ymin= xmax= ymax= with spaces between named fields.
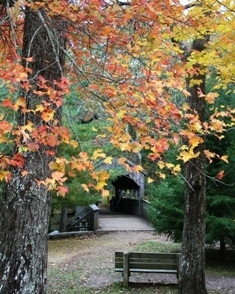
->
xmin=96 ymin=158 xmax=147 ymax=216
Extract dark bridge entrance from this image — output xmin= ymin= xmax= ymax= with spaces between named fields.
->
xmin=112 ymin=175 xmax=140 ymax=215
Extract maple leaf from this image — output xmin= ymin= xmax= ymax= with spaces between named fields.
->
xmin=173 ymin=164 xmax=181 ymax=174
xmin=27 ymin=142 xmax=40 ymax=151
xmin=178 ymin=148 xmax=200 ymax=163
xmin=96 ymin=181 xmax=107 ymax=190
xmin=220 ymin=155 xmax=229 ymax=163
xmin=81 ymin=183 xmax=89 ymax=192
xmin=189 ymin=136 xmax=204 ymax=149
xmin=0 ymin=120 xmax=12 ymax=134
xmin=2 ymin=98 xmax=15 ymax=110
xmin=157 ymin=161 xmax=165 ymax=169
xmin=51 ymin=171 xmax=67 ymax=184
xmin=22 ymin=121 xmax=34 ymax=132
xmin=15 ymin=97 xmax=27 ymax=110
xmin=147 ymin=177 xmax=154 ymax=183
xmin=131 ymin=165 xmax=144 ymax=173
xmin=103 ymin=156 xmax=113 ymax=164
xmin=0 ymin=170 xmax=11 ymax=181
xmin=57 ymin=185 xmax=69 ymax=197
xmin=204 ymin=149 xmax=216 ymax=163
xmin=102 ymin=189 xmax=109 ymax=197
xmin=46 ymin=133 xmax=59 ymax=147
xmin=216 ymin=170 xmax=225 ymax=180
xmin=41 ymin=109 xmax=55 ymax=122
xmin=158 ymin=172 xmax=166 ymax=179
xmin=21 ymin=170 xmax=29 ymax=177
xmin=92 ymin=149 xmax=106 ymax=160
xmin=10 ymin=154 xmax=24 ymax=168
xmin=205 ymin=92 xmax=219 ymax=104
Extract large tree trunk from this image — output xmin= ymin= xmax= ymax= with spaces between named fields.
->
xmin=0 ymin=7 xmax=65 ymax=294
xmin=179 ymin=156 xmax=207 ymax=294
xmin=179 ymin=37 xmax=209 ymax=294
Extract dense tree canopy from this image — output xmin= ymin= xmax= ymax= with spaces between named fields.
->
xmin=0 ymin=0 xmax=235 ymax=293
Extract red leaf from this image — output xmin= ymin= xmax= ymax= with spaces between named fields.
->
xmin=216 ymin=170 xmax=224 ymax=180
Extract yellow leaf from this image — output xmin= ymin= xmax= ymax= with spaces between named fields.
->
xmin=119 ymin=142 xmax=129 ymax=151
xmin=157 ymin=161 xmax=165 ymax=169
xmin=165 ymin=163 xmax=174 ymax=169
xmin=69 ymin=140 xmax=78 ymax=148
xmin=99 ymin=170 xmax=110 ymax=182
xmin=178 ymin=148 xmax=200 ymax=163
xmin=81 ymin=183 xmax=89 ymax=192
xmin=221 ymin=155 xmax=229 ymax=163
xmin=158 ymin=172 xmax=166 ymax=179
xmin=92 ymin=149 xmax=106 ymax=160
xmin=117 ymin=109 xmax=126 ymax=119
xmin=147 ymin=177 xmax=154 ymax=183
xmin=173 ymin=164 xmax=181 ymax=174
xmin=0 ymin=170 xmax=11 ymax=181
xmin=96 ymin=181 xmax=106 ymax=190
xmin=22 ymin=121 xmax=34 ymax=132
xmin=189 ymin=136 xmax=204 ymax=149
xmin=103 ymin=156 xmax=113 ymax=164
xmin=35 ymin=104 xmax=44 ymax=112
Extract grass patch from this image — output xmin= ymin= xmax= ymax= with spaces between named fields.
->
xmin=133 ymin=240 xmax=181 ymax=253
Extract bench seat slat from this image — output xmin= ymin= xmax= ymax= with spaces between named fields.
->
xmin=115 ymin=268 xmax=177 ymax=274
xmin=128 ymin=264 xmax=177 ymax=270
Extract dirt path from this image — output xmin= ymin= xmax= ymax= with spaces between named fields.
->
xmin=48 ymin=231 xmax=235 ymax=292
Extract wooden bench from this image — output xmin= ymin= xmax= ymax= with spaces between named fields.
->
xmin=115 ymin=251 xmax=181 ymax=286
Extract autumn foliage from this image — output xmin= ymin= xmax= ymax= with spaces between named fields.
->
xmin=0 ymin=0 xmax=234 ymax=194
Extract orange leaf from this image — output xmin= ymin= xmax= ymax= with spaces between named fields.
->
xmin=51 ymin=171 xmax=67 ymax=183
xmin=101 ymin=189 xmax=109 ymax=197
xmin=41 ymin=109 xmax=55 ymax=122
xmin=57 ymin=185 xmax=68 ymax=197
xmin=21 ymin=170 xmax=29 ymax=177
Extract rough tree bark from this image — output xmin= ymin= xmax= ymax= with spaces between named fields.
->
xmin=0 ymin=7 xmax=65 ymax=294
xmin=179 ymin=37 xmax=209 ymax=294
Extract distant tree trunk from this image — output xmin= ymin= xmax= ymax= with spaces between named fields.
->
xmin=0 ymin=8 xmax=65 ymax=294
xmin=219 ymin=238 xmax=226 ymax=252
xmin=59 ymin=206 xmax=68 ymax=232
xmin=179 ymin=37 xmax=209 ymax=294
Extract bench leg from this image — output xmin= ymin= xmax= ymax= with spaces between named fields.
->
xmin=123 ymin=252 xmax=129 ymax=287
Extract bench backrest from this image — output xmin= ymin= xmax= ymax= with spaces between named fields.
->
xmin=115 ymin=251 xmax=180 ymax=271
